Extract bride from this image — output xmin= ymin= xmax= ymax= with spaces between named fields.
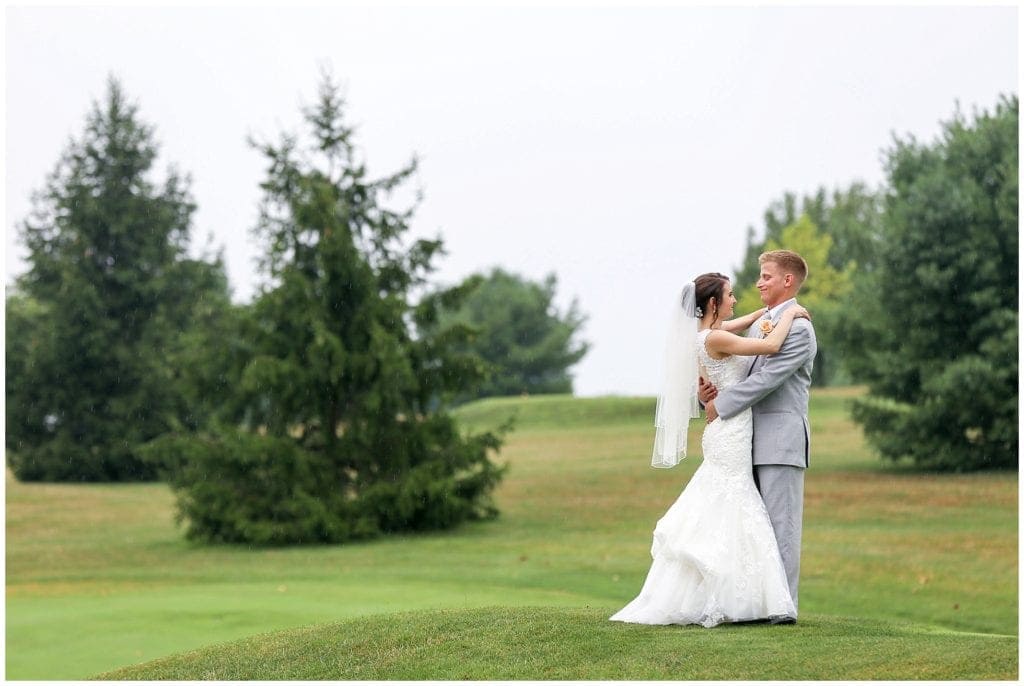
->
xmin=610 ymin=272 xmax=807 ymax=627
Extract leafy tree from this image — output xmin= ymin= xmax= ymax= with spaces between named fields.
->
xmin=734 ymin=215 xmax=854 ymax=314
xmin=146 ymin=75 xmax=506 ymax=544
xmin=734 ymin=183 xmax=884 ymax=290
xmin=733 ymin=184 xmax=884 ymax=385
xmin=849 ymin=95 xmax=1018 ymax=471
xmin=6 ymin=77 xmax=229 ymax=481
xmin=429 ymin=267 xmax=589 ymax=400
xmin=735 ymin=215 xmax=855 ymax=385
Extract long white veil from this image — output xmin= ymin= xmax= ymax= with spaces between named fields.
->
xmin=651 ymin=282 xmax=701 ymax=468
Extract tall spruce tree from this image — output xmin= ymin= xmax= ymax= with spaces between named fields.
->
xmin=145 ymin=75 xmax=505 ymax=544
xmin=6 ymin=76 xmax=228 ymax=481
xmin=849 ymin=95 xmax=1018 ymax=471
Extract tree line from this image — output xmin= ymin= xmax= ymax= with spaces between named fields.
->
xmin=5 ymin=74 xmax=589 ymax=543
xmin=732 ymin=95 xmax=1017 ymax=471
xmin=6 ymin=73 xmax=1015 ymax=547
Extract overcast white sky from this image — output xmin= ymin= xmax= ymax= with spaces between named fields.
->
xmin=4 ymin=4 xmax=1018 ymax=396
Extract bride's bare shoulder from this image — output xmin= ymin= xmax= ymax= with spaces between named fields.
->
xmin=703 ymin=329 xmax=734 ymax=360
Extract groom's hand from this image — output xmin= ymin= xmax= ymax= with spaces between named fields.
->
xmin=705 ymin=399 xmax=719 ymax=424
xmin=698 ymin=376 xmax=718 ymax=405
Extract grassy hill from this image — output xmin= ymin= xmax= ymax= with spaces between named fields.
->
xmin=95 ymin=607 xmax=1017 ymax=681
xmin=5 ymin=388 xmax=1018 ymax=680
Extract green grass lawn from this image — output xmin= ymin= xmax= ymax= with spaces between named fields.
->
xmin=95 ymin=607 xmax=1017 ymax=681
xmin=6 ymin=388 xmax=1018 ymax=679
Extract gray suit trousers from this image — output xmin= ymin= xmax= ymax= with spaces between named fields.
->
xmin=754 ymin=464 xmax=804 ymax=612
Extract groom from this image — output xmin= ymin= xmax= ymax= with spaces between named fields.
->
xmin=701 ymin=249 xmax=817 ymax=623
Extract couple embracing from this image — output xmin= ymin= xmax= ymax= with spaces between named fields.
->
xmin=611 ymin=250 xmax=816 ymax=628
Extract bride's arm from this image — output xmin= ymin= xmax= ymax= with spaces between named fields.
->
xmin=707 ymin=307 xmax=808 ymax=357
xmin=720 ymin=307 xmax=767 ymax=333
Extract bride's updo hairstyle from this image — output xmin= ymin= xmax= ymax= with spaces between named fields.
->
xmin=693 ymin=272 xmax=730 ymax=326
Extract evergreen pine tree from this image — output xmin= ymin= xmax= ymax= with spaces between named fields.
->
xmin=146 ymin=75 xmax=506 ymax=544
xmin=850 ymin=95 xmax=1018 ymax=470
xmin=6 ymin=76 xmax=228 ymax=481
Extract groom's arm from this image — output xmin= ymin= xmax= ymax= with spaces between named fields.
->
xmin=714 ymin=320 xmax=815 ymax=421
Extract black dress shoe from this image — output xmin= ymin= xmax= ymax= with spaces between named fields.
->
xmin=769 ymin=615 xmax=797 ymax=625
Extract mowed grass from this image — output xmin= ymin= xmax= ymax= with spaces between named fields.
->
xmin=96 ymin=607 xmax=1016 ymax=681
xmin=6 ymin=388 xmax=1018 ymax=680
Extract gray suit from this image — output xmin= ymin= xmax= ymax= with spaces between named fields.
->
xmin=714 ymin=300 xmax=817 ymax=611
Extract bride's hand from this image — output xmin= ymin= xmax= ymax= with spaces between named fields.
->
xmin=789 ymin=306 xmax=811 ymax=321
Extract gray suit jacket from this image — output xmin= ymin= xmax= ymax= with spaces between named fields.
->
xmin=714 ymin=301 xmax=817 ymax=468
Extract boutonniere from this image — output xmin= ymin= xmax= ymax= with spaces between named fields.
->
xmin=759 ymin=319 xmax=774 ymax=337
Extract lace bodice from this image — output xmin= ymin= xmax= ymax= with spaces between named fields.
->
xmin=697 ymin=329 xmax=748 ymax=391
xmin=696 ymin=328 xmax=754 ymax=477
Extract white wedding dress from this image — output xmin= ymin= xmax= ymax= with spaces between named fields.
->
xmin=610 ymin=329 xmax=796 ymax=627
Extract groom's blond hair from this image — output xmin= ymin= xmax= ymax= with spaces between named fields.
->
xmin=760 ymin=250 xmax=808 ymax=287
